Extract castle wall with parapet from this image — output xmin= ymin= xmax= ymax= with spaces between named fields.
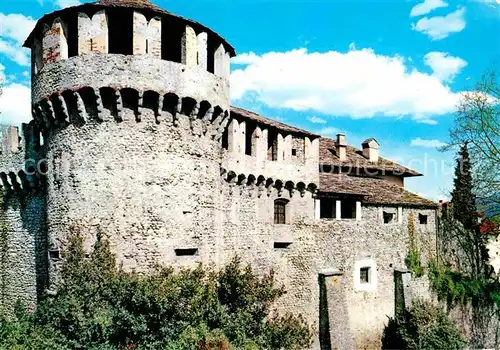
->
xmin=0 ymin=125 xmax=48 ymax=317
xmin=216 ymin=173 xmax=437 ymax=348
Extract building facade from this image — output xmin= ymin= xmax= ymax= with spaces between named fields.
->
xmin=0 ymin=0 xmax=439 ymax=348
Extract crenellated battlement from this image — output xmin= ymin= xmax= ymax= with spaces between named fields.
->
xmin=0 ymin=170 xmax=43 ymax=194
xmin=31 ymin=86 xmax=230 ymax=141
xmin=24 ymin=1 xmax=234 ymax=80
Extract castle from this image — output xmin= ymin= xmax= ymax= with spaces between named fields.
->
xmin=0 ymin=0 xmax=439 ymax=348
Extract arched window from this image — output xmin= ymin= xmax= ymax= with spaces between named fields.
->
xmin=274 ymin=199 xmax=289 ymax=224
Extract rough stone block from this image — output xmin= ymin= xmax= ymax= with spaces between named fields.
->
xmin=148 ymin=17 xmax=162 ymax=58
xmin=42 ymin=18 xmax=68 ymax=65
xmin=133 ymin=11 xmax=148 ymax=55
xmin=78 ymin=11 xmax=108 ymax=55
xmin=181 ymin=25 xmax=197 ymax=66
xmin=197 ymin=32 xmax=208 ymax=69
xmin=214 ymin=43 xmax=226 ymax=78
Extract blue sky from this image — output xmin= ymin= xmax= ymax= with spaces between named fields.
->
xmin=0 ymin=0 xmax=499 ymax=200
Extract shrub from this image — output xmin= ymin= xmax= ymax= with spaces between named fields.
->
xmin=382 ymin=299 xmax=466 ymax=350
xmin=0 ymin=233 xmax=312 ymax=349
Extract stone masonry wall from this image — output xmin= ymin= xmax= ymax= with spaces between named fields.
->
xmin=31 ymin=54 xmax=229 ymax=108
xmin=44 ymin=115 xmax=225 ymax=282
xmin=218 ymin=181 xmax=437 ymax=349
xmin=0 ymin=193 xmax=47 ymax=316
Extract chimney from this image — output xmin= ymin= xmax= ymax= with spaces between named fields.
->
xmin=336 ymin=133 xmax=347 ymax=161
xmin=362 ymin=138 xmax=379 ymax=162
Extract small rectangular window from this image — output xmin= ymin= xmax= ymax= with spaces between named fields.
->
xmin=383 ymin=211 xmax=395 ymax=224
xmin=274 ymin=242 xmax=291 ymax=249
xmin=291 ymin=149 xmax=297 ymax=156
xmin=175 ymin=248 xmax=198 ymax=256
xmin=360 ymin=267 xmax=370 ymax=284
xmin=320 ymin=198 xmax=335 ymax=219
xmin=49 ymin=249 xmax=61 ymax=261
xmin=274 ymin=199 xmax=288 ymax=224
xmin=419 ymin=214 xmax=428 ymax=225
xmin=341 ymin=199 xmax=356 ymax=219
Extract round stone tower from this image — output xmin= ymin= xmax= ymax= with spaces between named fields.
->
xmin=23 ymin=0 xmax=235 ymax=277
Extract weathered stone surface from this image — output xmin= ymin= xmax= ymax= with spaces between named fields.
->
xmin=78 ymin=11 xmax=108 ymax=55
xmin=181 ymin=25 xmax=197 ymax=66
xmin=31 ymin=54 xmax=230 ymax=110
xmin=197 ymin=32 xmax=208 ymax=69
xmin=133 ymin=11 xmax=148 ymax=55
xmin=42 ymin=18 xmax=68 ymax=65
xmin=214 ymin=44 xmax=227 ymax=78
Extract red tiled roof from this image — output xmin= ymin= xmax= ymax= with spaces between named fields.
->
xmin=319 ymin=173 xmax=438 ymax=208
xmin=320 ymin=137 xmax=421 ymax=177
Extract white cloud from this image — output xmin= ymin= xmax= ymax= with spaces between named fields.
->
xmin=232 ymin=52 xmax=261 ymax=65
xmin=0 ymin=40 xmax=30 ymax=66
xmin=410 ymin=0 xmax=449 ymax=17
xmin=0 ymin=13 xmax=36 ymax=66
xmin=55 ymin=0 xmax=81 ymax=8
xmin=0 ymin=63 xmax=5 ymax=83
xmin=230 ymin=48 xmax=461 ymax=123
xmin=0 ymin=13 xmax=36 ymax=44
xmin=0 ymin=83 xmax=32 ymax=125
xmin=410 ymin=138 xmax=447 ymax=148
xmin=424 ymin=52 xmax=468 ymax=82
xmin=308 ymin=116 xmax=327 ymax=124
xmin=319 ymin=127 xmax=340 ymax=136
xmin=412 ymin=7 xmax=466 ymax=40
xmin=419 ymin=118 xmax=439 ymax=125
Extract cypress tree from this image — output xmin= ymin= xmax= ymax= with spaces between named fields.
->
xmin=451 ymin=143 xmax=477 ymax=230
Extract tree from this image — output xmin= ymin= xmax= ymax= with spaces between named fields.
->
xmin=432 ymin=145 xmax=500 ymax=347
xmin=444 ymin=69 xmax=500 ymax=218
xmin=0 ymin=233 xmax=313 ymax=349
xmin=448 ymin=144 xmax=488 ymax=278
xmin=451 ymin=144 xmax=478 ymax=230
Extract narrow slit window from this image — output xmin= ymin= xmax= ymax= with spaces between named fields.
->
xmin=360 ymin=267 xmax=370 ymax=284
xmin=245 ymin=122 xmax=256 ymax=156
xmin=268 ymin=130 xmax=278 ymax=161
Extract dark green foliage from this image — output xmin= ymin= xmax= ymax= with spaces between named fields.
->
xmin=429 ymin=261 xmax=500 ymax=311
xmin=451 ymin=144 xmax=478 ymax=230
xmin=405 ymin=248 xmax=424 ymax=278
xmin=0 ymin=233 xmax=312 ymax=349
xmin=382 ymin=299 xmax=466 ymax=350
xmin=405 ymin=213 xmax=424 ymax=278
xmin=433 ymin=144 xmax=500 ymax=347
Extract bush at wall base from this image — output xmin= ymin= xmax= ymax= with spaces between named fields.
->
xmin=0 ymin=233 xmax=313 ymax=349
xmin=382 ymin=299 xmax=466 ymax=350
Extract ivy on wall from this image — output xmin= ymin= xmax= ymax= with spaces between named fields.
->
xmin=405 ymin=213 xmax=424 ymax=278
